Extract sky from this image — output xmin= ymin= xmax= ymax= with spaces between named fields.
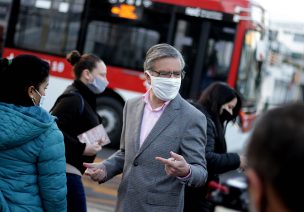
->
xmin=255 ymin=0 xmax=304 ymax=24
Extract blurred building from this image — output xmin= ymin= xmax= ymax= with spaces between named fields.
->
xmin=269 ymin=22 xmax=304 ymax=67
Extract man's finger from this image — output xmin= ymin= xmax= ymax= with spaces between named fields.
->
xmin=170 ymin=151 xmax=183 ymax=161
xmin=83 ymin=162 xmax=98 ymax=168
xmin=155 ymin=157 xmax=174 ymax=166
xmin=84 ymin=168 xmax=95 ymax=175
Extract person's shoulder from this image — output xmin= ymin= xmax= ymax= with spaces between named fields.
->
xmin=180 ymin=97 xmax=200 ymax=112
xmin=181 ymin=98 xmax=206 ymax=118
xmin=126 ymin=96 xmax=142 ymax=105
xmin=54 ymin=90 xmax=84 ymax=109
xmin=42 ymin=120 xmax=64 ymax=144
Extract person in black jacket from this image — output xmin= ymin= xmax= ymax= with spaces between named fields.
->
xmin=184 ymin=82 xmax=247 ymax=212
xmin=50 ymin=50 xmax=108 ymax=212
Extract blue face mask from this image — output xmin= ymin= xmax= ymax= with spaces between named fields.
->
xmin=88 ymin=77 xmax=108 ymax=94
xmin=35 ymin=89 xmax=46 ymax=107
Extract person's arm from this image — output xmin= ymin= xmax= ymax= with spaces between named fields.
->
xmin=84 ymin=100 xmax=129 ymax=182
xmin=180 ymin=112 xmax=208 ymax=187
xmin=51 ymin=94 xmax=86 ymax=156
xmin=205 ymin=119 xmax=240 ymax=174
xmin=38 ymin=125 xmax=67 ymax=212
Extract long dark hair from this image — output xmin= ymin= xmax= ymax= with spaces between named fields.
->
xmin=197 ymin=82 xmax=242 ymax=151
xmin=0 ymin=55 xmax=50 ymax=106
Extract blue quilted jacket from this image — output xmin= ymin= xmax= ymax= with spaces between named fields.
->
xmin=0 ymin=103 xmax=67 ymax=212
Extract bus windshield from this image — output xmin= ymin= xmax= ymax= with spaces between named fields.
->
xmin=236 ymin=30 xmax=262 ymax=104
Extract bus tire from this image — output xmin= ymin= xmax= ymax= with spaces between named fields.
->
xmin=96 ymin=96 xmax=123 ymax=149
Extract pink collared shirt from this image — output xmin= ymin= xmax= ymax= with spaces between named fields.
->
xmin=139 ymin=89 xmax=170 ymax=147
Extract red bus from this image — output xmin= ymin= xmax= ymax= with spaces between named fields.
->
xmin=0 ymin=0 xmax=267 ymax=148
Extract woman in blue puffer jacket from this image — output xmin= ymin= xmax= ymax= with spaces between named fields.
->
xmin=0 ymin=55 xmax=67 ymax=211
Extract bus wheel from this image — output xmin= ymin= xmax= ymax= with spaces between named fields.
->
xmin=96 ymin=97 xmax=123 ymax=149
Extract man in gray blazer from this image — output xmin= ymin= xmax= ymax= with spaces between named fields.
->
xmin=84 ymin=43 xmax=208 ymax=212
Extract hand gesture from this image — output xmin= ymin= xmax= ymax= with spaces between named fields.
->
xmin=83 ymin=162 xmax=106 ymax=182
xmin=155 ymin=151 xmax=190 ymax=177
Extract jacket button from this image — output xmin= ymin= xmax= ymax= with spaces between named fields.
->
xmin=133 ymin=161 xmax=138 ymax=166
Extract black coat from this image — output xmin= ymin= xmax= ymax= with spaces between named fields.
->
xmin=184 ymin=104 xmax=240 ymax=212
xmin=51 ymin=80 xmax=102 ymax=174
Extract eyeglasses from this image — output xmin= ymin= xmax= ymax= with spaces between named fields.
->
xmin=150 ymin=70 xmax=185 ymax=79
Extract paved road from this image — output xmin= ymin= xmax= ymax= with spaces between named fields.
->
xmin=85 ymin=147 xmax=118 ymax=212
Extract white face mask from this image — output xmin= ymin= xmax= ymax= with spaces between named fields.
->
xmin=88 ymin=76 xmax=108 ymax=94
xmin=146 ymin=71 xmax=181 ymax=101
xmin=34 ymin=89 xmax=46 ymax=107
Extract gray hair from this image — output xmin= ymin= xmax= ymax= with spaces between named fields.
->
xmin=143 ymin=43 xmax=185 ymax=72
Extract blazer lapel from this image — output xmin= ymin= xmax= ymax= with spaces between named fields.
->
xmin=131 ymin=99 xmax=145 ymax=152
xmin=136 ymin=95 xmax=182 ymax=156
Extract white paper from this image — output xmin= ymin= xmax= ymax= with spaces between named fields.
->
xmin=77 ymin=124 xmax=110 ymax=146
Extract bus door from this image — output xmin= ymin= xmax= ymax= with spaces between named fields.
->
xmin=173 ymin=14 xmax=236 ymax=99
xmin=172 ymin=15 xmax=208 ymax=99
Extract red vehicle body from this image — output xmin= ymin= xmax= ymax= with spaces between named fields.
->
xmin=0 ymin=0 xmax=267 ymax=147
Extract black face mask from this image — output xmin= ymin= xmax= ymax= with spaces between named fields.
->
xmin=220 ymin=109 xmax=233 ymax=122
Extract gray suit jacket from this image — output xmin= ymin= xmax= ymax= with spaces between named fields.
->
xmin=102 ymin=94 xmax=207 ymax=212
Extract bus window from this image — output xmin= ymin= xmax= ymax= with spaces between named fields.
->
xmin=174 ymin=17 xmax=235 ymax=98
xmin=236 ymin=30 xmax=261 ymax=104
xmin=0 ymin=1 xmax=11 ymax=21
xmin=0 ymin=0 xmax=12 ymax=57
xmin=236 ymin=31 xmax=261 ymax=103
xmin=84 ymin=21 xmax=160 ymax=71
xmin=200 ymin=24 xmax=235 ymax=90
xmin=14 ymin=0 xmax=84 ymax=55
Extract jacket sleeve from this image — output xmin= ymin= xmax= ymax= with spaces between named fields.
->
xmin=0 ymin=191 xmax=9 ymax=212
xmin=51 ymin=94 xmax=86 ymax=156
xmin=205 ymin=118 xmax=240 ymax=174
xmin=102 ymin=99 xmax=128 ymax=181
xmin=37 ymin=125 xmax=67 ymax=212
xmin=181 ymin=111 xmax=208 ymax=188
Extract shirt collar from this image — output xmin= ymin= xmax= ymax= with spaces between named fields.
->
xmin=142 ymin=89 xmax=170 ymax=112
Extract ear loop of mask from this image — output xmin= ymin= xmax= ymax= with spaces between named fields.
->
xmin=30 ymin=88 xmax=41 ymax=106
xmin=145 ymin=71 xmax=151 ymax=77
xmin=31 ymin=96 xmax=36 ymax=106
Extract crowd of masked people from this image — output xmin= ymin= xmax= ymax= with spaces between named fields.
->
xmin=0 ymin=44 xmax=303 ymax=212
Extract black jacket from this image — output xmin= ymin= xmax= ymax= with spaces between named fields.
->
xmin=51 ymin=80 xmax=101 ymax=174
xmin=184 ymin=104 xmax=240 ymax=212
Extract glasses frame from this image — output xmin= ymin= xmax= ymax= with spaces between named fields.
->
xmin=149 ymin=70 xmax=185 ymax=79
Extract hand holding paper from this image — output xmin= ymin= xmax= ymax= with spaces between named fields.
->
xmin=83 ymin=143 xmax=102 ymax=156
xmin=78 ymin=124 xmax=111 ymax=146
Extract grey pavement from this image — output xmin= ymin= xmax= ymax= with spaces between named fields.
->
xmin=87 ymin=202 xmax=114 ymax=212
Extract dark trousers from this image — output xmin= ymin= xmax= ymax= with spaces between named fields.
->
xmin=67 ymin=173 xmax=87 ymax=212
xmin=184 ymin=186 xmax=215 ymax=212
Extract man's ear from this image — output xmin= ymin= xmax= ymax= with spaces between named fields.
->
xmin=247 ymin=168 xmax=264 ymax=211
xmin=144 ymin=71 xmax=151 ymax=85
